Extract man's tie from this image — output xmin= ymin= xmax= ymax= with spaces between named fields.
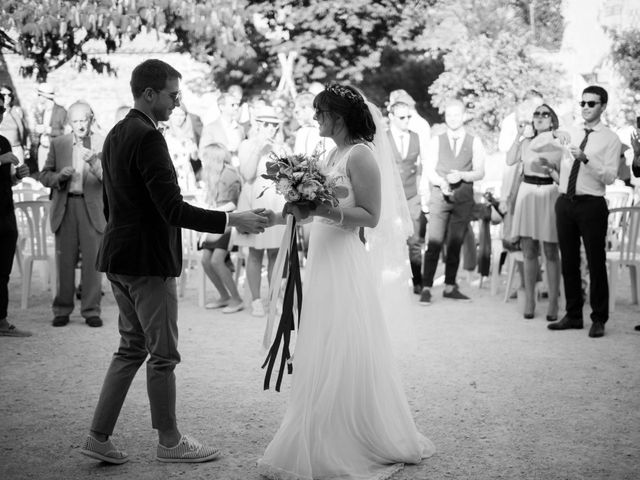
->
xmin=452 ymin=137 xmax=458 ymax=155
xmin=566 ymin=128 xmax=593 ymax=199
xmin=399 ymin=134 xmax=405 ymax=158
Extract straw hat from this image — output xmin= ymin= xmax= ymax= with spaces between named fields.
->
xmin=37 ymin=83 xmax=55 ymax=100
xmin=254 ymin=106 xmax=282 ymax=124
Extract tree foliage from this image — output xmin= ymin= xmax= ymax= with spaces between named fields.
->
xmin=0 ymin=0 xmax=246 ymax=82
xmin=513 ymin=0 xmax=564 ymax=51
xmin=610 ymin=28 xmax=640 ymax=92
xmin=428 ymin=0 xmax=565 ymax=149
xmin=223 ymin=0 xmax=437 ymax=93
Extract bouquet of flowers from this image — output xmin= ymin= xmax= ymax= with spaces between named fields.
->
xmin=259 ymin=151 xmax=345 ymax=208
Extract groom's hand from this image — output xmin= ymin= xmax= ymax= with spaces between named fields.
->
xmin=228 ymin=208 xmax=269 ymax=234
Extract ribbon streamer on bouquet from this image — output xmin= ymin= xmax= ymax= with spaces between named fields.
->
xmin=262 ymin=215 xmax=303 ymax=391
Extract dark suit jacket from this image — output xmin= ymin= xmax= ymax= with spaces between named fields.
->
xmin=39 ymin=132 xmax=106 ymax=234
xmin=97 ymin=109 xmax=226 ymax=277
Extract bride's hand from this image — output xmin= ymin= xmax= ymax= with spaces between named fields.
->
xmin=284 ymin=202 xmax=312 ymax=221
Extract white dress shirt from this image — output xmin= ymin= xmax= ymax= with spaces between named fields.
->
xmin=419 ymin=128 xmax=486 ymax=195
xmin=558 ymin=122 xmax=621 ymax=196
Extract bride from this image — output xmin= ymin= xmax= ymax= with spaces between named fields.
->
xmin=260 ymin=84 xmax=435 ymax=480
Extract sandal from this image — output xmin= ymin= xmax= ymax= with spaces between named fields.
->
xmin=0 ymin=324 xmax=32 ymax=337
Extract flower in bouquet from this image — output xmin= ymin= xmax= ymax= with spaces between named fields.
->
xmin=260 ymin=151 xmax=347 ymax=208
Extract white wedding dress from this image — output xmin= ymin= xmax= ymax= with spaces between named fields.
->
xmin=258 ymin=145 xmax=435 ymax=480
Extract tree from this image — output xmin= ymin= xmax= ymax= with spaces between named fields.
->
xmin=224 ymin=0 xmax=437 ymax=95
xmin=0 ymin=0 xmax=247 ymax=82
xmin=610 ymin=28 xmax=640 ymax=92
xmin=428 ymin=0 xmax=566 ymax=149
xmin=513 ymin=0 xmax=564 ymax=51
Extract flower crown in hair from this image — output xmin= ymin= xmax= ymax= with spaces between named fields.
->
xmin=325 ymin=83 xmax=364 ymax=105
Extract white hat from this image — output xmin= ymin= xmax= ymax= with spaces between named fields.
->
xmin=254 ymin=106 xmax=282 ymax=124
xmin=37 ymin=83 xmax=55 ymax=100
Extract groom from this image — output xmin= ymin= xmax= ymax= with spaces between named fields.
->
xmin=80 ymin=59 xmax=269 ymax=464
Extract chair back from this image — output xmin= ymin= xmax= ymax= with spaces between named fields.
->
xmin=605 ymin=185 xmax=633 ymax=209
xmin=14 ymin=200 xmax=52 ymax=260
xmin=608 ymin=207 xmax=640 ymax=262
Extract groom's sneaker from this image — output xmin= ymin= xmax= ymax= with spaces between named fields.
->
xmin=157 ymin=434 xmax=220 ymax=463
xmin=80 ymin=435 xmax=129 ymax=464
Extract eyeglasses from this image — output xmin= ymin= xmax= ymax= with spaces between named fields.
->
xmin=533 ymin=111 xmax=551 ymax=118
xmin=0 ymin=91 xmax=11 ymax=97
xmin=579 ymin=101 xmax=601 ymax=108
xmin=152 ymin=88 xmax=182 ymax=103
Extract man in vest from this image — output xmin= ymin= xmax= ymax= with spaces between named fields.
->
xmin=418 ymin=99 xmax=485 ymax=305
xmin=387 ymin=100 xmax=426 ymax=293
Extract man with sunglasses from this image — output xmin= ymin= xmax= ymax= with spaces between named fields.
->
xmin=548 ymin=85 xmax=621 ymax=338
xmin=81 ymin=59 xmax=270 ymax=465
xmin=387 ymin=101 xmax=426 ymax=294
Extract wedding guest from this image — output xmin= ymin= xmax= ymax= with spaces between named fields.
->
xmin=235 ymin=106 xmax=288 ymax=317
xmin=39 ymin=101 xmax=106 ymax=328
xmin=0 ymin=85 xmax=30 ymax=164
xmin=506 ymin=104 xmax=563 ymax=320
xmin=387 ymin=100 xmax=425 ymax=294
xmin=165 ymin=104 xmax=201 ymax=191
xmin=0 ymin=93 xmax=32 ymax=337
xmin=631 ymin=125 xmax=640 ymax=332
xmin=199 ymin=93 xmax=244 ymax=164
xmin=79 ymin=59 xmax=269 ymax=465
xmin=547 ymin=86 xmax=621 ymax=338
xmin=419 ymin=99 xmax=486 ymax=304
xmin=30 ymin=83 xmax=66 ymax=171
xmin=388 ymin=89 xmax=431 ymax=149
xmin=199 ymin=143 xmax=244 ymax=313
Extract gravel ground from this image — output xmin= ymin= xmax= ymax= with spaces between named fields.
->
xmin=1 ymin=268 xmax=639 ymax=480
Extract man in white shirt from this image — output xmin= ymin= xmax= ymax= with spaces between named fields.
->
xmin=199 ymin=93 xmax=245 ymax=163
xmin=547 ymin=86 xmax=621 ymax=338
xmin=418 ymin=99 xmax=485 ymax=304
xmin=387 ymin=101 xmax=426 ymax=293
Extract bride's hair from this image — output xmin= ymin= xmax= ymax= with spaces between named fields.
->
xmin=313 ymin=84 xmax=376 ymax=143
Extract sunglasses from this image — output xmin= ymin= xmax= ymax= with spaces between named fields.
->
xmin=533 ymin=111 xmax=551 ymax=118
xmin=579 ymin=101 xmax=601 ymax=108
xmin=396 ymin=115 xmax=411 ymax=120
xmin=259 ymin=121 xmax=279 ymax=128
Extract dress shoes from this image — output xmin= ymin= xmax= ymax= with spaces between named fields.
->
xmin=85 ymin=316 xmax=103 ymax=328
xmin=419 ymin=288 xmax=431 ymax=306
xmin=547 ymin=315 xmax=583 ymax=330
xmin=413 ymin=284 xmax=422 ymax=295
xmin=52 ymin=315 xmax=69 ymax=327
xmin=588 ymin=321 xmax=605 ymax=338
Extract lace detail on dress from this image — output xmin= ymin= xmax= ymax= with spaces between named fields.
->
xmin=257 ymin=461 xmax=404 ymax=480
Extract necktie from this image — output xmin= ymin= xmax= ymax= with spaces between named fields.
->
xmin=452 ymin=137 xmax=458 ymax=155
xmin=566 ymin=128 xmax=593 ymax=198
xmin=399 ymin=134 xmax=405 ymax=157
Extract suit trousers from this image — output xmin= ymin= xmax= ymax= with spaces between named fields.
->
xmin=555 ymin=194 xmax=609 ymax=323
xmin=0 ymin=214 xmax=18 ymax=320
xmin=422 ymin=187 xmax=474 ymax=287
xmin=53 ymin=197 xmax=103 ymax=318
xmin=406 ymin=195 xmax=426 ymax=287
xmin=91 ymin=274 xmax=180 ymax=435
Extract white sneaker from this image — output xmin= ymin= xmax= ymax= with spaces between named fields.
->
xmin=251 ymin=299 xmax=265 ymax=317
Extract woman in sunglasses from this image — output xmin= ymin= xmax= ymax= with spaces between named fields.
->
xmin=506 ymin=104 xmax=565 ymax=320
xmin=0 ymin=85 xmax=30 ymax=165
xmin=235 ymin=105 xmax=289 ymax=317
